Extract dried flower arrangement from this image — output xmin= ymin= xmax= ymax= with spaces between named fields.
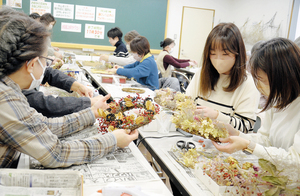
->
xmin=171 ymin=99 xmax=228 ymax=142
xmin=97 ymin=94 xmax=160 ymax=133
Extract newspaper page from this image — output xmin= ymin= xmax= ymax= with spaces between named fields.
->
xmin=0 ymin=169 xmax=82 ymax=196
xmin=29 ymin=125 xmax=156 ymax=185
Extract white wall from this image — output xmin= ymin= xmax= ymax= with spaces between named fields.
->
xmin=166 ymin=0 xmax=230 ymax=58
xmin=166 ymin=0 xmax=293 ymax=57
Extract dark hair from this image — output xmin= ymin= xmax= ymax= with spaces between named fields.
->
xmin=39 ymin=13 xmax=56 ymax=26
xmin=200 ymin=23 xmax=247 ymax=97
xmin=0 ymin=7 xmax=50 ymax=79
xmin=250 ymin=37 xmax=300 ymax=111
xmin=107 ymin=27 xmax=123 ymax=39
xmin=124 ymin=30 xmax=139 ymax=43
xmin=251 ymin=40 xmax=265 ymax=56
xmin=29 ymin=13 xmax=40 ymax=20
xmin=130 ymin=36 xmax=150 ymax=56
xmin=160 ymin=38 xmax=174 ymax=48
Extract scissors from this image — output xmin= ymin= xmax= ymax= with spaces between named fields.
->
xmin=176 ymin=140 xmax=196 ymax=151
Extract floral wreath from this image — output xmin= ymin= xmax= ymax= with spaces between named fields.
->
xmin=97 ymin=94 xmax=160 ymax=133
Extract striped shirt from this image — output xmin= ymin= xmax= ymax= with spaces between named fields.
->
xmin=0 ymin=76 xmax=116 ymax=168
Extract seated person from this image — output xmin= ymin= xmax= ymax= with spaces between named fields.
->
xmin=185 ymin=23 xmax=260 ymax=133
xmin=100 ymin=30 xmax=139 ymax=65
xmin=108 ymin=36 xmax=159 ymax=90
xmin=0 ymin=7 xmax=138 ymax=168
xmin=107 ymin=27 xmax=128 ymax=57
xmin=157 ymin=38 xmax=197 ymax=78
xmin=39 ymin=13 xmax=63 ymax=59
xmin=22 ymin=64 xmax=97 ymax=118
xmin=214 ymin=38 xmax=300 ymax=177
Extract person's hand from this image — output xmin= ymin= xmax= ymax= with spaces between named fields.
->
xmin=91 ymin=94 xmax=111 ymax=118
xmin=212 ymin=136 xmax=250 ymax=154
xmin=53 ymin=47 xmax=60 ymax=51
xmin=112 ymin=129 xmax=139 ymax=148
xmin=113 ymin=65 xmax=122 ymax=69
xmin=215 ymin=122 xmax=240 ymax=136
xmin=99 ymin=54 xmax=109 ymax=62
xmin=70 ymin=81 xmax=93 ymax=98
xmin=191 ymin=60 xmax=198 ymax=66
xmin=52 ymin=57 xmax=64 ymax=66
xmin=107 ymin=68 xmax=117 ymax=74
xmin=90 ymin=95 xmax=104 ymax=106
xmin=195 ymin=106 xmax=219 ymax=119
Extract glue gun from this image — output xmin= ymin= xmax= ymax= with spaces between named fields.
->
xmin=98 ymin=184 xmax=150 ymax=196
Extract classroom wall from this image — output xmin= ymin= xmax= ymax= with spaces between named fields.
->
xmin=167 ymin=0 xmax=293 ymax=58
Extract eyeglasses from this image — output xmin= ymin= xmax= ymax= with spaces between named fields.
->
xmin=39 ymin=56 xmax=54 ymax=67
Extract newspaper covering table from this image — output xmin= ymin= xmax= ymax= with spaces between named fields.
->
xmin=0 ymin=169 xmax=83 ymax=196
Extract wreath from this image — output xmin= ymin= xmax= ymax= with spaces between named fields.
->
xmin=97 ymin=94 xmax=160 ymax=133
xmin=122 ymin=88 xmax=145 ymax=94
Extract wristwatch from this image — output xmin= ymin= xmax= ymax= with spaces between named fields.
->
xmin=243 ymin=140 xmax=256 ymax=155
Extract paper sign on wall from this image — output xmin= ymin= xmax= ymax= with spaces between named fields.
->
xmin=53 ymin=3 xmax=74 ymax=19
xmin=61 ymin=22 xmax=81 ymax=33
xmin=30 ymin=1 xmax=51 ymax=15
xmin=75 ymin=5 xmax=95 ymax=21
xmin=96 ymin=7 xmax=116 ymax=23
xmin=6 ymin=0 xmax=22 ymax=8
xmin=85 ymin=24 xmax=105 ymax=39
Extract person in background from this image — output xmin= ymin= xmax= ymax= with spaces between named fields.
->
xmin=26 ymin=12 xmax=95 ymax=118
xmin=0 ymin=7 xmax=138 ymax=168
xmin=39 ymin=13 xmax=63 ymax=59
xmin=213 ymin=38 xmax=300 ymax=179
xmin=102 ymin=31 xmax=180 ymax=91
xmin=108 ymin=36 xmax=159 ymax=90
xmin=157 ymin=38 xmax=197 ymax=78
xmin=185 ymin=23 xmax=260 ymax=133
xmin=100 ymin=30 xmax=139 ymax=65
xmin=106 ymin=27 xmax=128 ymax=57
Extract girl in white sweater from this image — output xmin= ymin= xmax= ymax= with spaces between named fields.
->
xmin=186 ymin=23 xmax=260 ymax=133
xmin=213 ymin=38 xmax=300 ymax=178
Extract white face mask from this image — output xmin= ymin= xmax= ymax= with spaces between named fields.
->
xmin=48 ymin=24 xmax=53 ymax=30
xmin=27 ymin=59 xmax=46 ymax=90
xmin=168 ymin=47 xmax=174 ymax=54
xmin=211 ymin=58 xmax=235 ymax=75
xmin=126 ymin=44 xmax=131 ymax=52
xmin=132 ymin=53 xmax=142 ymax=62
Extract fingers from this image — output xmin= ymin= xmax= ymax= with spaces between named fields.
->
xmin=103 ymin=94 xmax=111 ymax=101
xmin=219 ymin=137 xmax=230 ymax=143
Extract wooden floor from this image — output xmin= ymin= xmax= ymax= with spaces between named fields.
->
xmin=138 ymin=142 xmax=173 ymax=194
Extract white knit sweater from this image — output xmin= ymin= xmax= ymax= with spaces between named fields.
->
xmin=186 ymin=68 xmax=260 ymax=133
xmin=240 ymin=97 xmax=300 ymax=178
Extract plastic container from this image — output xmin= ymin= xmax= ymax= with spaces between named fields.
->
xmin=102 ymin=76 xmax=113 ymax=83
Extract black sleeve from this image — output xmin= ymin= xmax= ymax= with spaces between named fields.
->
xmin=22 ymin=89 xmax=91 ymax=118
xmin=42 ymin=67 xmax=76 ymax=92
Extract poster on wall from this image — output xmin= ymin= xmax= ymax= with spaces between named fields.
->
xmin=96 ymin=7 xmax=116 ymax=23
xmin=75 ymin=5 xmax=95 ymax=21
xmin=6 ymin=0 xmax=22 ymax=8
xmin=30 ymin=1 xmax=51 ymax=15
xmin=61 ymin=22 xmax=81 ymax=33
xmin=53 ymin=3 xmax=74 ymax=19
xmin=85 ymin=24 xmax=105 ymax=39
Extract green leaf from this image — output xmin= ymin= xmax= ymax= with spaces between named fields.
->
xmin=262 ymin=176 xmax=288 ymax=186
xmin=258 ymin=159 xmax=277 ymax=175
xmin=264 ymin=186 xmax=280 ymax=196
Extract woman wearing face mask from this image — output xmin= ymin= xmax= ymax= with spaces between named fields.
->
xmin=0 ymin=7 xmax=138 ymax=168
xmin=156 ymin=38 xmax=197 ymax=78
xmin=39 ymin=13 xmax=62 ymax=59
xmin=185 ymin=23 xmax=260 ymax=133
xmin=99 ymin=30 xmax=139 ymax=66
xmin=108 ymin=36 xmax=159 ymax=90
xmin=213 ymin=38 xmax=300 ymax=180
